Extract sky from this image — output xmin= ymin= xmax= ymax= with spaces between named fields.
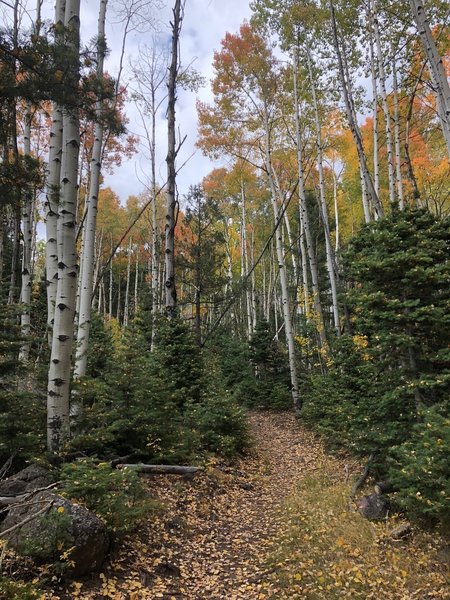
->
xmin=82 ymin=0 xmax=253 ymax=203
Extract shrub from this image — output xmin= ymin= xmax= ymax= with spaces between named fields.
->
xmin=388 ymin=407 xmax=450 ymax=531
xmin=18 ymin=510 xmax=73 ymax=565
xmin=60 ymin=459 xmax=151 ymax=537
xmin=0 ymin=576 xmax=42 ymax=600
xmin=190 ymin=388 xmax=250 ymax=457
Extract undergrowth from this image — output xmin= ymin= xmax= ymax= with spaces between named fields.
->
xmin=269 ymin=467 xmax=449 ymax=599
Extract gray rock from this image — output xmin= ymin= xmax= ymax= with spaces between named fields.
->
xmin=1 ymin=490 xmax=109 ymax=576
xmin=357 ymin=493 xmax=390 ymax=521
xmin=0 ymin=465 xmax=52 ymax=497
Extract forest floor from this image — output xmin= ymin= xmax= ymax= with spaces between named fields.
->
xmin=6 ymin=411 xmax=450 ymax=599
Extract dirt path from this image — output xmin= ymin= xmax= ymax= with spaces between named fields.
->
xmin=64 ymin=410 xmax=341 ymax=599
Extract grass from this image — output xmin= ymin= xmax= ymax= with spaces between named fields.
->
xmin=268 ymin=467 xmax=449 ymax=599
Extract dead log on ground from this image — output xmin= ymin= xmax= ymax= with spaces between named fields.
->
xmin=118 ymin=464 xmax=202 ymax=475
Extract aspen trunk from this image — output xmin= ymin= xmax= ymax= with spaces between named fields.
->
xmin=240 ymin=182 xmax=253 ymax=339
xmin=123 ymin=238 xmax=132 ymax=327
xmin=74 ymin=0 xmax=108 ymax=380
xmin=293 ymin=47 xmax=327 ymax=348
xmin=409 ymin=0 xmax=450 ymax=157
xmin=45 ymin=0 xmax=66 ymax=345
xmin=392 ymin=50 xmax=404 ymax=208
xmin=263 ymin=105 xmax=300 ymax=412
xmin=165 ymin=0 xmax=183 ymax=317
xmin=306 ymin=51 xmax=340 ymax=335
xmin=134 ymin=246 xmax=139 ymax=317
xmin=19 ymin=102 xmax=34 ymax=361
xmin=329 ymin=0 xmax=383 ymax=219
xmin=47 ymin=0 xmax=80 ymax=452
xmin=368 ymin=14 xmax=380 ymax=195
xmin=372 ymin=0 xmax=396 ymax=204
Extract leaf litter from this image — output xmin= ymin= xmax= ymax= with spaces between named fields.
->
xmin=5 ymin=411 xmax=449 ymax=599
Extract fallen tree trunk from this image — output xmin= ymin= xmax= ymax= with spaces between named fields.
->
xmin=118 ymin=464 xmax=202 ymax=475
xmin=0 ymin=495 xmax=26 ymax=507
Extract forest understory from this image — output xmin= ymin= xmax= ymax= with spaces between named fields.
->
xmin=5 ymin=411 xmax=447 ymax=600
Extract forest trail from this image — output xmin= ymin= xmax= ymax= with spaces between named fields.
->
xmin=64 ymin=410 xmax=341 ymax=600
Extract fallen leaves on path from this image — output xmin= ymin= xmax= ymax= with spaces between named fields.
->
xmin=7 ymin=411 xmax=449 ymax=599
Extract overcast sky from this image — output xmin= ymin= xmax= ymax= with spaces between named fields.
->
xmin=82 ymin=0 xmax=253 ymax=203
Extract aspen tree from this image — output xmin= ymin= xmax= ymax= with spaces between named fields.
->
xmin=74 ymin=0 xmax=108 ymax=380
xmin=328 ymin=0 xmax=383 ymax=219
xmin=292 ymin=47 xmax=327 ymax=348
xmin=372 ymin=0 xmax=396 ymax=204
xmin=19 ymin=0 xmax=42 ymax=361
xmin=45 ymin=0 xmax=66 ymax=346
xmin=409 ymin=0 xmax=450 ymax=157
xmin=47 ymin=0 xmax=81 ymax=451
xmin=306 ymin=49 xmax=340 ymax=335
xmin=165 ymin=0 xmax=184 ymax=317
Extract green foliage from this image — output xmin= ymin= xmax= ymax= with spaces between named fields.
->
xmin=0 ymin=303 xmax=45 ymax=465
xmin=389 ymin=408 xmax=450 ymax=531
xmin=71 ymin=315 xmax=249 ymax=464
xmin=301 ymin=335 xmax=415 ymax=455
xmin=248 ymin=320 xmax=291 ymax=409
xmin=0 ymin=576 xmax=42 ymax=600
xmin=60 ymin=459 xmax=151 ymax=536
xmin=18 ymin=511 xmax=73 ymax=564
xmin=188 ymin=363 xmax=250 ymax=457
xmin=302 ymin=208 xmax=450 ymax=527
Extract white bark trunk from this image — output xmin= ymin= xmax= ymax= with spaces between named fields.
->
xmin=392 ymin=50 xmax=404 ymax=208
xmin=240 ymin=182 xmax=253 ymax=339
xmin=263 ymin=105 xmax=300 ymax=412
xmin=19 ymin=102 xmax=33 ymax=361
xmin=293 ymin=47 xmax=327 ymax=348
xmin=123 ymin=237 xmax=132 ymax=327
xmin=45 ymin=0 xmax=66 ymax=345
xmin=47 ymin=0 xmax=81 ymax=452
xmin=74 ymin=0 xmax=108 ymax=380
xmin=329 ymin=0 xmax=383 ymax=218
xmin=306 ymin=51 xmax=340 ymax=335
xmin=409 ymin=0 xmax=450 ymax=157
xmin=372 ymin=0 xmax=396 ymax=203
xmin=368 ymin=16 xmax=380 ymax=195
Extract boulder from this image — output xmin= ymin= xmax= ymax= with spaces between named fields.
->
xmin=356 ymin=493 xmax=390 ymax=521
xmin=0 ymin=465 xmax=52 ymax=497
xmin=1 ymin=490 xmax=109 ymax=576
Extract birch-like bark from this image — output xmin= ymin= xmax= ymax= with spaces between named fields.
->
xmin=293 ymin=47 xmax=327 ymax=348
xmin=74 ymin=0 xmax=108 ymax=379
xmin=409 ymin=0 xmax=450 ymax=157
xmin=123 ymin=238 xmax=132 ymax=327
xmin=360 ymin=163 xmax=372 ymax=222
xmin=392 ymin=49 xmax=404 ymax=208
xmin=306 ymin=51 xmax=340 ymax=335
xmin=240 ymin=182 xmax=253 ymax=338
xmin=329 ymin=0 xmax=383 ymax=219
xmin=372 ymin=0 xmax=395 ymax=203
xmin=263 ymin=105 xmax=300 ymax=412
xmin=165 ymin=0 xmax=183 ymax=317
xmin=47 ymin=0 xmax=80 ymax=452
xmin=134 ymin=246 xmax=139 ymax=316
xmin=299 ymin=219 xmax=309 ymax=316
xmin=19 ymin=103 xmax=33 ymax=361
xmin=108 ymin=241 xmax=113 ymax=317
xmin=368 ymin=13 xmax=380 ymax=194
xmin=45 ymin=0 xmax=66 ymax=345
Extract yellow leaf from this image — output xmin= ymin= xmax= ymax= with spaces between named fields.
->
xmin=57 ymin=506 xmax=65 ymax=513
